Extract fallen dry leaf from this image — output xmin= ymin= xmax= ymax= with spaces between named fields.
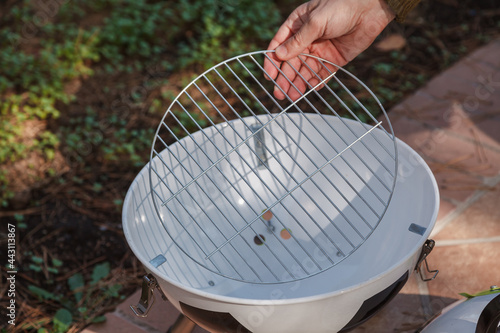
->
xmin=375 ymin=34 xmax=407 ymax=52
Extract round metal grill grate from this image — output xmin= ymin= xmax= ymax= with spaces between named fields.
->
xmin=149 ymin=50 xmax=398 ymax=284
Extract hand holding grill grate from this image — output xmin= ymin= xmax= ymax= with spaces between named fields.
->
xmin=264 ymin=0 xmax=395 ymax=101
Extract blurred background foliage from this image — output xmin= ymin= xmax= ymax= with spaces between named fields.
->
xmin=0 ymin=0 xmax=282 ymax=206
xmin=0 ymin=0 xmax=498 ymax=331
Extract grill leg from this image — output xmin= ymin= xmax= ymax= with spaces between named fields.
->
xmin=167 ymin=313 xmax=196 ymax=333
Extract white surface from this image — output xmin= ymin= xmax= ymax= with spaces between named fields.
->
xmin=149 ymin=114 xmax=398 ymax=283
xmin=123 ymin=114 xmax=439 ymax=332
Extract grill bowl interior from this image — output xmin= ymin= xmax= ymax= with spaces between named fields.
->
xmin=149 ymin=114 xmax=396 ymax=284
xmin=123 ymin=114 xmax=438 ymax=300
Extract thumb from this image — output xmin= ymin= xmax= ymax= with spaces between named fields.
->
xmin=275 ymin=20 xmax=321 ymax=61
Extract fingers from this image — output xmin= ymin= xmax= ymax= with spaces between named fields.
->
xmin=275 ymin=16 xmax=321 ymax=62
xmin=263 ymin=13 xmax=297 ymax=82
xmin=264 ymin=0 xmax=342 ymax=101
xmin=283 ymin=56 xmax=335 ymax=101
xmin=262 ymin=50 xmax=282 ymax=83
xmin=263 ymin=32 xmax=299 ymax=100
xmin=271 ymin=55 xmax=332 ymax=102
xmin=264 ymin=48 xmax=340 ymax=101
xmin=297 ymin=54 xmax=336 ymax=91
xmin=274 ymin=57 xmax=306 ymax=101
xmin=264 ymin=1 xmax=326 ymax=100
xmin=264 ymin=56 xmax=307 ymax=101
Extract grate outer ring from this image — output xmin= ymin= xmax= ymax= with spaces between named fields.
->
xmin=149 ymin=50 xmax=398 ymax=284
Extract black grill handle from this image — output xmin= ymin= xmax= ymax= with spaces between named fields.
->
xmin=416 ymin=239 xmax=439 ymax=282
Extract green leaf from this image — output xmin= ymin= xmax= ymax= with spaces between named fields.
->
xmin=459 ymin=287 xmax=500 ymax=299
xmin=45 ymin=148 xmax=55 ymax=160
xmin=31 ymin=255 xmax=44 ymax=264
xmin=28 ymin=285 xmax=58 ymax=301
xmin=92 ymin=182 xmax=103 ymax=192
xmin=53 ymin=308 xmax=73 ymax=332
xmin=68 ymin=273 xmax=84 ymax=302
xmin=52 ymin=258 xmax=63 ymax=267
xmin=29 ymin=264 xmax=43 ymax=272
xmin=106 ymin=284 xmax=122 ymax=298
xmin=91 ymin=315 xmax=107 ymax=323
xmin=47 ymin=267 xmax=59 ymax=274
xmin=91 ymin=262 xmax=110 ymax=285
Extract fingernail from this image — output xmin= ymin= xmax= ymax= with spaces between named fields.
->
xmin=276 ymin=45 xmax=287 ymax=59
xmin=273 ymin=86 xmax=283 ymax=100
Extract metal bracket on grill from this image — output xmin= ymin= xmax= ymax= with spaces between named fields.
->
xmin=250 ymin=123 xmax=269 ymax=169
xmin=416 ymin=239 xmax=439 ymax=282
xmin=130 ymin=274 xmax=167 ymax=317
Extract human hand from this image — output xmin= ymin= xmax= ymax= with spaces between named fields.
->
xmin=264 ymin=0 xmax=395 ymax=101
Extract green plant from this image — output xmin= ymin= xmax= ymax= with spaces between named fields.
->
xmin=59 ymin=107 xmax=154 ymax=167
xmin=25 ymin=260 xmax=119 ymax=332
xmin=373 ymin=63 xmax=395 ymax=75
xmin=92 ymin=0 xmax=175 ymax=68
xmin=0 ymin=4 xmax=101 ymax=204
xmin=35 ymin=131 xmax=60 ymax=160
xmin=28 ymin=255 xmax=62 ymax=276
xmin=176 ymin=0 xmax=281 ymax=68
xmin=0 ymin=170 xmax=14 ymax=207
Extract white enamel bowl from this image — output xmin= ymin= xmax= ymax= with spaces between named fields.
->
xmin=123 ymin=114 xmax=439 ymax=333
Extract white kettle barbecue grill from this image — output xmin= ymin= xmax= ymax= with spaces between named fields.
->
xmin=123 ymin=51 xmax=440 ymax=332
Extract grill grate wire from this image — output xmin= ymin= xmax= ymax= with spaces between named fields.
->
xmin=149 ymin=51 xmax=398 ymax=284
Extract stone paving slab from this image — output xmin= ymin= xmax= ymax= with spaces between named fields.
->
xmin=390 ymin=114 xmax=500 ymax=179
xmin=83 ymin=313 xmax=150 ymax=333
xmin=404 ymin=98 xmax=500 ymax=153
xmin=426 ymin=242 xmax=500 ymax=300
xmin=113 ymin=289 xmax=208 ymax=333
xmin=114 ymin=289 xmax=181 ymax=333
xmin=388 ymin=117 xmax=488 ymax=202
xmin=435 ymin=182 xmax=500 ymax=240
xmin=464 ymin=39 xmax=500 ymax=69
xmin=84 ymin=38 xmax=500 ymax=333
